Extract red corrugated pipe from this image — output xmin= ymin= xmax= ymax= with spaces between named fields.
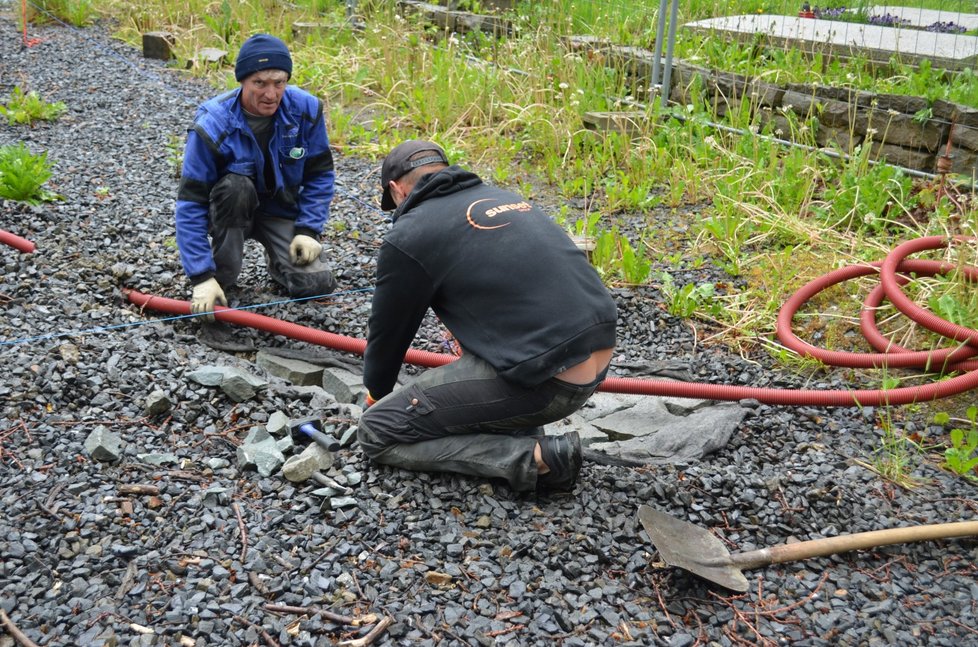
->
xmin=124 ymin=236 xmax=978 ymax=408
xmin=0 ymin=229 xmax=36 ymax=253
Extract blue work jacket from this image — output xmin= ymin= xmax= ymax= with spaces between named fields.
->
xmin=174 ymin=86 xmax=335 ymax=283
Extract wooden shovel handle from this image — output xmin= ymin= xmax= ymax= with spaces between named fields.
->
xmin=730 ymin=520 xmax=978 ymax=570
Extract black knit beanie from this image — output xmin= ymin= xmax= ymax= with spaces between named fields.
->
xmin=235 ymin=34 xmax=293 ymax=82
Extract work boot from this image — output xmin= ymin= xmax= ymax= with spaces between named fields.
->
xmin=197 ymin=321 xmax=256 ymax=353
xmin=536 ymin=431 xmax=582 ymax=492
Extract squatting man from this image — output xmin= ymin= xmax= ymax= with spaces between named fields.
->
xmin=357 ymin=140 xmax=618 ymax=493
xmin=174 ymin=33 xmax=337 ymax=348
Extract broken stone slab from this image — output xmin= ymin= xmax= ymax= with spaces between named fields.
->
xmin=282 ymin=445 xmax=338 ymax=487
xmin=276 ymin=435 xmax=294 ymax=454
xmin=267 ymin=411 xmax=290 ymax=437
xmin=315 ymin=476 xmax=353 ymax=496
xmin=609 ymin=360 xmax=694 ymax=380
xmin=327 ymin=496 xmax=358 ymax=509
xmin=220 ymin=368 xmax=268 ymax=402
xmin=310 ymin=486 xmax=346 ymax=497
xmin=84 ymin=426 xmax=124 ymax=462
xmin=196 ymin=47 xmax=227 ymax=65
xmin=281 ymin=384 xmax=339 ymax=411
xmin=256 ymin=350 xmax=325 ymax=386
xmin=206 ymin=457 xmax=230 ymax=470
xmin=242 ymin=426 xmax=271 ymax=446
xmin=187 ymin=363 xmax=268 ymax=400
xmin=236 ymin=436 xmax=285 ymax=478
xmin=661 ymin=395 xmax=717 ymax=416
xmin=588 ymin=399 xmax=747 ymax=465
xmin=143 ymin=390 xmax=172 ymax=417
xmin=568 ymin=235 xmax=596 ymax=253
xmin=295 ymin=443 xmax=335 ymax=473
xmin=321 ymin=366 xmax=363 ymax=404
xmin=547 ymin=413 xmax=609 ymax=447
xmin=576 ymin=392 xmax=638 ymax=423
xmin=342 ymin=470 xmax=363 ymax=486
xmin=188 ymin=366 xmax=227 ymax=387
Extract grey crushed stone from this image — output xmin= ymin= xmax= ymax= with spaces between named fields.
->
xmin=1 ymin=12 xmax=977 ymax=647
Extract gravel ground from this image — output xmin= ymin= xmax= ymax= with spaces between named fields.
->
xmin=2 ymin=13 xmax=977 ymax=647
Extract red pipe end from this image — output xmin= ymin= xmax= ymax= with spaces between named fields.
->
xmin=0 ymin=229 xmax=36 ymax=253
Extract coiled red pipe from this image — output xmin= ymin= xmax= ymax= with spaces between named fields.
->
xmin=0 ymin=229 xmax=36 ymax=253
xmin=124 ymin=236 xmax=978 ymax=408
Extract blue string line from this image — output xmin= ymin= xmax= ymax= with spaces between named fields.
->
xmin=0 ymin=288 xmax=375 ymax=347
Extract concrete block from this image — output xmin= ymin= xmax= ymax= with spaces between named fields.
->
xmin=867 ymin=109 xmax=944 ymax=152
xmin=292 ymin=22 xmax=326 ymax=40
xmin=869 ymin=141 xmax=935 ymax=172
xmin=142 ymin=32 xmax=175 ymax=60
xmin=815 ymin=124 xmax=863 ymax=153
xmin=582 ymin=111 xmax=647 ymax=135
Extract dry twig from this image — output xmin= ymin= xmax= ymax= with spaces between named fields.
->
xmin=118 ymin=484 xmax=160 ymax=496
xmin=231 ymin=501 xmax=248 ymax=563
xmin=0 ymin=608 xmax=40 ymax=647
xmin=338 ymin=616 xmax=393 ymax=647
xmin=0 ymin=420 xmax=30 ymax=470
xmin=263 ymin=603 xmax=357 ymax=626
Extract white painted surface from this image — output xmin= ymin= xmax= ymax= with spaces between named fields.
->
xmin=684 ymin=15 xmax=978 ymax=66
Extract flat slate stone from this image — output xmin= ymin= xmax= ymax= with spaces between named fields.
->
xmin=587 ymin=398 xmax=747 ymax=464
xmin=321 ymin=366 xmax=362 ymax=403
xmin=684 ymin=15 xmax=978 ymax=70
xmin=256 ymin=350 xmax=324 ymax=386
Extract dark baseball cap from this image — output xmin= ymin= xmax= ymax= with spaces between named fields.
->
xmin=380 ymin=140 xmax=449 ymax=210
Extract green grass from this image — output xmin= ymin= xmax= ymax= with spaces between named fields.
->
xmin=87 ymin=0 xmax=978 ymax=371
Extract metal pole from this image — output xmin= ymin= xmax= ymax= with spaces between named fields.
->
xmin=659 ymin=0 xmax=680 ymax=108
xmin=650 ymin=0 xmax=669 ymax=90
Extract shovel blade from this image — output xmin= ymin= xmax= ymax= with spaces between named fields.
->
xmin=638 ymin=505 xmax=749 ymax=592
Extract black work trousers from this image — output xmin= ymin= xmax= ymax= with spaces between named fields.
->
xmin=357 ymin=352 xmax=603 ymax=492
xmin=209 ymin=173 xmax=336 ymax=297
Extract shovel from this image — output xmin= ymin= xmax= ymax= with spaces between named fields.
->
xmin=638 ymin=505 xmax=978 ymax=592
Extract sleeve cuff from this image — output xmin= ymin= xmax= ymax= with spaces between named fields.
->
xmin=189 ymin=272 xmax=215 ymax=286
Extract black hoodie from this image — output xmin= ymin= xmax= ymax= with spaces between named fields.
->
xmin=363 ymin=166 xmax=617 ymax=398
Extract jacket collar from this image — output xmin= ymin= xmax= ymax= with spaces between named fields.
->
xmin=391 ymin=166 xmax=482 ymax=222
xmin=217 ymin=87 xmax=297 ymax=132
